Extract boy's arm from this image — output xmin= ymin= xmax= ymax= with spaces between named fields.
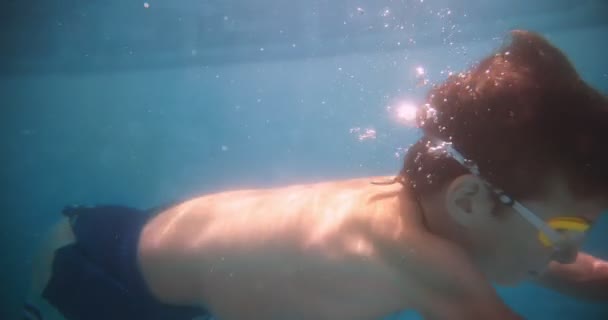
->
xmin=413 ymin=238 xmax=523 ymax=320
xmin=536 ymin=252 xmax=608 ymax=301
xmin=420 ymin=288 xmax=523 ymax=320
xmin=358 ymin=220 xmax=522 ymax=319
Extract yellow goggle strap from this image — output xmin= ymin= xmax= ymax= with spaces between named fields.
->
xmin=538 ymin=217 xmax=590 ymax=247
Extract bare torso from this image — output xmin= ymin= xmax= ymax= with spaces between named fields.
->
xmin=32 ymin=175 xmax=515 ymax=320
xmin=138 ymin=176 xmax=428 ymax=319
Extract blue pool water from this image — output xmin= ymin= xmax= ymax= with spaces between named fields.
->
xmin=1 ymin=1 xmax=607 ymax=319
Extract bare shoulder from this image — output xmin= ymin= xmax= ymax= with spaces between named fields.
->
xmin=411 ymin=236 xmax=522 ymax=318
xmin=345 ymin=181 xmax=521 ymax=319
xmin=365 ymin=226 xmax=520 ymax=319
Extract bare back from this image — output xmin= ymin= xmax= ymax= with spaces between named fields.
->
xmin=30 ymin=175 xmax=518 ymax=320
xmin=138 ymin=176 xmax=427 ymax=319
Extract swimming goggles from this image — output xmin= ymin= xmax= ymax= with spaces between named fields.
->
xmin=428 ymin=139 xmax=590 ymax=263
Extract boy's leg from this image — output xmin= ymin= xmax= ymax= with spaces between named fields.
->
xmin=25 ymin=205 xmax=208 ymax=320
xmin=24 ymin=216 xmax=74 ymax=320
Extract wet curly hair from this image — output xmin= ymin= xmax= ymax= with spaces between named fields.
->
xmin=401 ymin=30 xmax=608 ymax=200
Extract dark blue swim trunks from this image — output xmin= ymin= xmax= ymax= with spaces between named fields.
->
xmin=42 ymin=205 xmax=211 ymax=320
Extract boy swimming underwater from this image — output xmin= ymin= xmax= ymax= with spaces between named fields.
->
xmin=25 ymin=30 xmax=608 ymax=320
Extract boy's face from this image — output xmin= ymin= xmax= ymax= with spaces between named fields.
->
xmin=445 ymin=174 xmax=603 ymax=285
